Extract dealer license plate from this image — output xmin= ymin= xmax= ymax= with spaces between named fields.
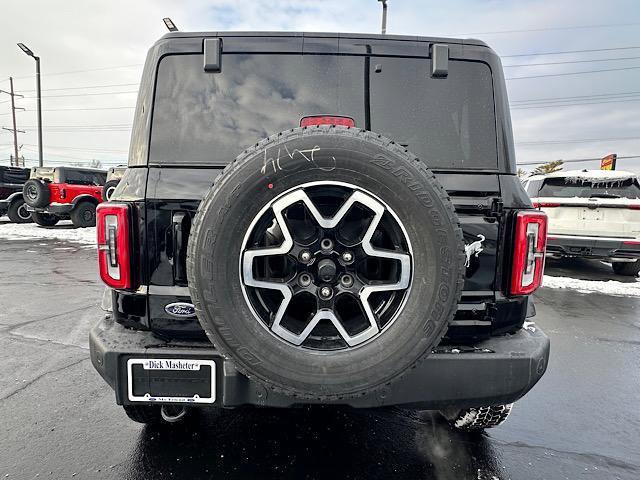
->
xmin=127 ymin=358 xmax=216 ymax=404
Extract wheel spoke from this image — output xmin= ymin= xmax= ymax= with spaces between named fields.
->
xmin=241 ymin=183 xmax=412 ymax=349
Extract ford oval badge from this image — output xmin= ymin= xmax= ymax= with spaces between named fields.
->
xmin=164 ymin=302 xmax=196 ymax=318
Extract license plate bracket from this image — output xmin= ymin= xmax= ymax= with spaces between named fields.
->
xmin=127 ymin=358 xmax=216 ymax=404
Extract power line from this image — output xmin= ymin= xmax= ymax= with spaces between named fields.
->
xmin=506 ymin=65 xmax=640 ymax=80
xmin=17 ymin=82 xmax=138 ymax=93
xmin=511 ymin=98 xmax=640 ymax=109
xmin=21 ymin=142 xmax=129 ymax=153
xmin=7 ymin=63 xmax=143 ymax=81
xmin=458 ymin=22 xmax=640 ymax=36
xmin=501 ymin=46 xmax=640 ymax=58
xmin=517 ymin=155 xmax=640 ymax=166
xmin=11 ymin=106 xmax=135 ymax=113
xmin=517 ymin=137 xmax=639 ymax=146
xmin=19 ymin=90 xmax=138 ymax=99
xmin=511 ymin=91 xmax=640 ymax=103
xmin=503 ymin=56 xmax=640 ymax=68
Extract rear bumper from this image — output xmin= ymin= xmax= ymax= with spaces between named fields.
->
xmin=26 ymin=203 xmax=73 ymax=215
xmin=90 ymin=315 xmax=550 ymax=410
xmin=547 ymin=234 xmax=640 ymax=260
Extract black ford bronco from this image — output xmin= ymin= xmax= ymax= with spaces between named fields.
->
xmin=0 ymin=166 xmax=32 ymax=223
xmin=90 ymin=31 xmax=550 ymax=430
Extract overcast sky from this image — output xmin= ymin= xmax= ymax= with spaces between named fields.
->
xmin=0 ymin=0 xmax=639 ymax=173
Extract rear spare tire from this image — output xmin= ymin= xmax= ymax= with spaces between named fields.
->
xmin=187 ymin=127 xmax=465 ymax=400
xmin=23 ymin=179 xmax=50 ymax=208
xmin=31 ymin=211 xmax=59 ymax=227
xmin=102 ymin=180 xmax=119 ymax=201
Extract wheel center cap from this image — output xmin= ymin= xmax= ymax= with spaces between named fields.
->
xmin=317 ymin=258 xmax=337 ymax=282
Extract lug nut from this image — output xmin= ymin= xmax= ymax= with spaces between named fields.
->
xmin=298 ymin=273 xmax=312 ymax=287
xmin=320 ymin=238 xmax=334 ymax=251
xmin=340 ymin=274 xmax=354 ymax=288
xmin=341 ymin=251 xmax=353 ymax=263
xmin=319 ymin=286 xmax=333 ymax=299
xmin=299 ymin=250 xmax=312 ymax=263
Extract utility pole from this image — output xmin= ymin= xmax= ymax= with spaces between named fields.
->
xmin=1 ymin=77 xmax=25 ymax=167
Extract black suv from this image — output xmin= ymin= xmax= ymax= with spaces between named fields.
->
xmin=0 ymin=166 xmax=32 ymax=223
xmin=90 ymin=31 xmax=550 ymax=430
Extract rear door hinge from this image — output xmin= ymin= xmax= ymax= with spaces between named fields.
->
xmin=489 ymin=198 xmax=504 ymax=218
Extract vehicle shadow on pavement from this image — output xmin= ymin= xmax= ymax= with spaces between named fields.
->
xmin=123 ymin=407 xmax=504 ymax=479
xmin=545 ymin=257 xmax=638 ymax=283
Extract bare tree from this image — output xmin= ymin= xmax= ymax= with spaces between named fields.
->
xmin=517 ymin=168 xmax=528 ymax=178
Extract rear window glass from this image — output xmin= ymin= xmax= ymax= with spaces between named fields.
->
xmin=63 ymin=170 xmax=106 ymax=186
xmin=31 ymin=168 xmax=55 ymax=182
xmin=0 ymin=168 xmax=29 ymax=184
xmin=524 ymin=179 xmax=543 ymax=197
xmin=538 ymin=177 xmax=640 ymax=199
xmin=149 ymin=54 xmax=497 ymax=170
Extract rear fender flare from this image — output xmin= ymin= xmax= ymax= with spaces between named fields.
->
xmin=71 ymin=194 xmax=100 ymax=208
xmin=6 ymin=191 xmax=24 ymax=204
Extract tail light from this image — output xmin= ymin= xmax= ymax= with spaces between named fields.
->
xmin=628 ymin=205 xmax=640 ymax=210
xmin=300 ymin=115 xmax=355 ymax=127
xmin=532 ymin=202 xmax=559 ymax=208
xmin=510 ymin=210 xmax=548 ymax=296
xmin=96 ymin=203 xmax=132 ymax=289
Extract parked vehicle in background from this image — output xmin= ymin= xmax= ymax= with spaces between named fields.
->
xmin=0 ymin=166 xmax=32 ymax=223
xmin=524 ymin=169 xmax=640 ymax=276
xmin=103 ymin=166 xmax=127 ymax=201
xmin=90 ymin=31 xmax=550 ymax=430
xmin=23 ymin=166 xmax=107 ymax=227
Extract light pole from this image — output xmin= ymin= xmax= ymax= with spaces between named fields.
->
xmin=378 ymin=0 xmax=388 ymax=34
xmin=17 ymin=43 xmax=43 ymax=167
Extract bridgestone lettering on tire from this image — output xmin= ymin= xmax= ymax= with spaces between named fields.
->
xmin=187 ymin=126 xmax=466 ymax=400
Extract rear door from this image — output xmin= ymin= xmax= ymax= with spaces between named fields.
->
xmin=142 ymin=47 xmax=508 ymax=336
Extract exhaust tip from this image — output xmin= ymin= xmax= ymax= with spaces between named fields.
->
xmin=161 ymin=405 xmax=188 ymax=423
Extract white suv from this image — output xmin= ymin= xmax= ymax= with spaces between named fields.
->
xmin=523 ymin=169 xmax=640 ymax=276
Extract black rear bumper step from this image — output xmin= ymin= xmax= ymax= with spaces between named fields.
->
xmin=90 ymin=316 xmax=549 ymax=410
xmin=547 ymin=235 xmax=640 ymax=259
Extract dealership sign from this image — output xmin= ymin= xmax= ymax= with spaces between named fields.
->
xmin=601 ymin=154 xmax=617 ymax=171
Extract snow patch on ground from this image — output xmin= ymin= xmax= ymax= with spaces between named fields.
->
xmin=0 ymin=218 xmax=96 ymax=246
xmin=543 ymin=275 xmax=640 ymax=297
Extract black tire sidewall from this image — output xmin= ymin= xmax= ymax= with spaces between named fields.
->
xmin=613 ymin=260 xmax=640 ymax=277
xmin=8 ymin=198 xmax=32 ymax=223
xmin=31 ymin=211 xmax=59 ymax=227
xmin=188 ymin=128 xmax=465 ymax=399
xmin=71 ymin=201 xmax=97 ymax=228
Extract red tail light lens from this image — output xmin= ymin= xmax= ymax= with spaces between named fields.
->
xmin=96 ymin=203 xmax=132 ymax=289
xmin=510 ymin=210 xmax=548 ymax=296
xmin=300 ymin=115 xmax=355 ymax=128
xmin=628 ymin=205 xmax=640 ymax=210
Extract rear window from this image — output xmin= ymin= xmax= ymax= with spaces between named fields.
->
xmin=149 ymin=54 xmax=497 ymax=170
xmin=0 ymin=168 xmax=29 ymax=184
xmin=538 ymin=177 xmax=640 ymax=199
xmin=63 ymin=170 xmax=106 ymax=186
xmin=31 ymin=168 xmax=55 ymax=182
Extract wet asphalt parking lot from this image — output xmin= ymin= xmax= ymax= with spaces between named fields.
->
xmin=0 ymin=221 xmax=639 ymax=479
